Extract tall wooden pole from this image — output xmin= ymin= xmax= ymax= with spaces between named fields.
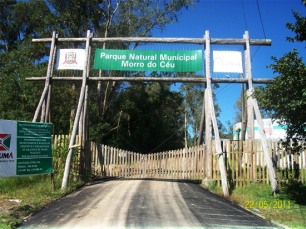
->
xmin=244 ymin=31 xmax=278 ymax=194
xmin=204 ymin=31 xmax=212 ymax=179
xmin=207 ymin=88 xmax=229 ymax=197
xmin=198 ymin=90 xmax=205 ymax=146
xmin=61 ymin=30 xmax=92 ymax=189
xmin=33 ymin=31 xmax=57 ymax=122
xmin=244 ymin=33 xmax=254 ymax=141
xmin=44 ymin=33 xmax=58 ymax=123
xmin=204 ymin=30 xmax=229 ymax=196
xmin=241 ymin=73 xmax=247 ymax=141
xmin=185 ymin=112 xmax=188 ymax=149
xmin=83 ymin=41 xmax=91 ymax=142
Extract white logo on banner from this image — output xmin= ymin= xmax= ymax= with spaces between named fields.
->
xmin=55 ymin=49 xmax=86 ymax=70
xmin=213 ymin=51 xmax=243 ymax=73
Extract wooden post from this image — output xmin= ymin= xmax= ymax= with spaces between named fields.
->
xmin=198 ymin=92 xmax=206 ymax=146
xmin=244 ymin=33 xmax=254 ymax=141
xmin=33 ymin=31 xmax=57 ymax=122
xmin=44 ymin=33 xmax=58 ymax=123
xmin=244 ymin=31 xmax=279 ymax=194
xmin=203 ymin=30 xmax=229 ymax=196
xmin=61 ymin=30 xmax=92 ymax=189
xmin=204 ymin=31 xmax=212 ymax=180
xmin=207 ymin=88 xmax=229 ymax=196
xmin=241 ymin=74 xmax=247 ymax=141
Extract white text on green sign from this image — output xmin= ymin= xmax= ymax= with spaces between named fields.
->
xmin=94 ymin=49 xmax=202 ymax=72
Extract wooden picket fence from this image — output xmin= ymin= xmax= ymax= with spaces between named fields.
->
xmin=51 ymin=135 xmax=85 ymax=179
xmin=51 ymin=136 xmax=306 ymax=186
xmin=89 ymin=142 xmax=206 ymax=180
xmin=222 ymin=140 xmax=306 ymax=187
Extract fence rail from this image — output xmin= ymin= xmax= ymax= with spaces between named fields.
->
xmin=89 ymin=142 xmax=206 ymax=180
xmin=51 ymin=136 xmax=306 ymax=186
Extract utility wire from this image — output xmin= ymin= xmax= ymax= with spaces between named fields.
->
xmin=117 ymin=132 xmax=140 ymax=152
xmin=251 ymin=47 xmax=261 ymax=62
xmin=241 ymin=0 xmax=248 ymax=31
xmin=256 ymin=0 xmax=267 ymax=39
xmin=251 ymin=0 xmax=267 ymax=62
xmin=216 ymin=83 xmax=236 ymax=96
xmin=215 ymin=77 xmax=237 ymax=95
xmin=149 ymin=125 xmax=185 ymax=154
xmin=215 ymin=82 xmax=232 ymax=95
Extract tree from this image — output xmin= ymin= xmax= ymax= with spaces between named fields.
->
xmin=89 ymin=79 xmax=185 ymax=153
xmin=254 ymin=51 xmax=306 ymax=144
xmin=0 ymin=0 xmax=54 ymax=121
xmin=286 ymin=0 xmax=306 ymax=44
xmin=179 ymin=73 xmax=222 ymax=146
xmin=0 ymin=0 xmax=198 ymax=152
xmin=44 ymin=0 xmax=197 ymax=138
xmin=254 ymin=0 xmax=306 ymax=148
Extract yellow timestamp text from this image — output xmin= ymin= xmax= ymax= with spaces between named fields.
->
xmin=245 ymin=200 xmax=291 ymax=209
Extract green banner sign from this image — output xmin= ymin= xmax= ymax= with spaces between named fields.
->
xmin=94 ymin=49 xmax=202 ymax=72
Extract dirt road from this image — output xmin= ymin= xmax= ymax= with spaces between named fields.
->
xmin=21 ymin=179 xmax=279 ymax=228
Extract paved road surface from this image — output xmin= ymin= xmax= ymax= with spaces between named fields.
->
xmin=21 ymin=179 xmax=280 ymax=228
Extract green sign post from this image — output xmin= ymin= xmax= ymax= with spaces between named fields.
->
xmin=94 ymin=49 xmax=202 ymax=72
xmin=16 ymin=122 xmax=53 ymax=176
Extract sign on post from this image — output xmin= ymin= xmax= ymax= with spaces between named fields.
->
xmin=94 ymin=49 xmax=202 ymax=72
xmin=55 ymin=49 xmax=86 ymax=70
xmin=0 ymin=120 xmax=53 ymax=177
xmin=213 ymin=51 xmax=243 ymax=73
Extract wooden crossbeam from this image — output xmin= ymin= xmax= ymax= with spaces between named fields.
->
xmin=26 ymin=77 xmax=274 ymax=84
xmin=32 ymin=37 xmax=271 ymax=46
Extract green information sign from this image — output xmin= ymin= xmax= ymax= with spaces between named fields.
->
xmin=16 ymin=122 xmax=53 ymax=176
xmin=94 ymin=49 xmax=202 ymax=72
xmin=0 ymin=120 xmax=53 ymax=177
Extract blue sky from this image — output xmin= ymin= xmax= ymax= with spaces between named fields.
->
xmin=153 ymin=0 xmax=306 ymax=132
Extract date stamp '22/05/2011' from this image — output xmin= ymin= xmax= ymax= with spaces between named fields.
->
xmin=245 ymin=201 xmax=291 ymax=209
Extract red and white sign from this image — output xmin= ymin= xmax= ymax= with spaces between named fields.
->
xmin=55 ymin=49 xmax=86 ymax=70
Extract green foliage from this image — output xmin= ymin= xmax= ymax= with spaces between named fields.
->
xmin=0 ymin=0 xmax=53 ymax=122
xmin=179 ymin=73 xmax=224 ymax=145
xmin=0 ymin=0 xmax=198 ymax=154
xmin=286 ymin=0 xmax=306 ymax=45
xmin=254 ymin=1 xmax=306 ymax=149
xmin=254 ymin=50 xmax=306 ymax=144
xmin=180 ymin=75 xmax=205 ymax=146
xmin=89 ymin=79 xmax=185 ymax=153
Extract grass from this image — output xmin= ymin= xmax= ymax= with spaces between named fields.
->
xmin=205 ymin=181 xmax=306 ymax=228
xmin=0 ymin=175 xmax=83 ymax=228
xmin=0 ymin=138 xmax=85 ymax=228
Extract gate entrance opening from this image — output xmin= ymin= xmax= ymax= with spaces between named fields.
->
xmin=28 ymin=30 xmax=277 ymax=196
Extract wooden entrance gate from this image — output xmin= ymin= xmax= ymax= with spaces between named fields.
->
xmin=29 ymin=31 xmax=278 ymax=196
